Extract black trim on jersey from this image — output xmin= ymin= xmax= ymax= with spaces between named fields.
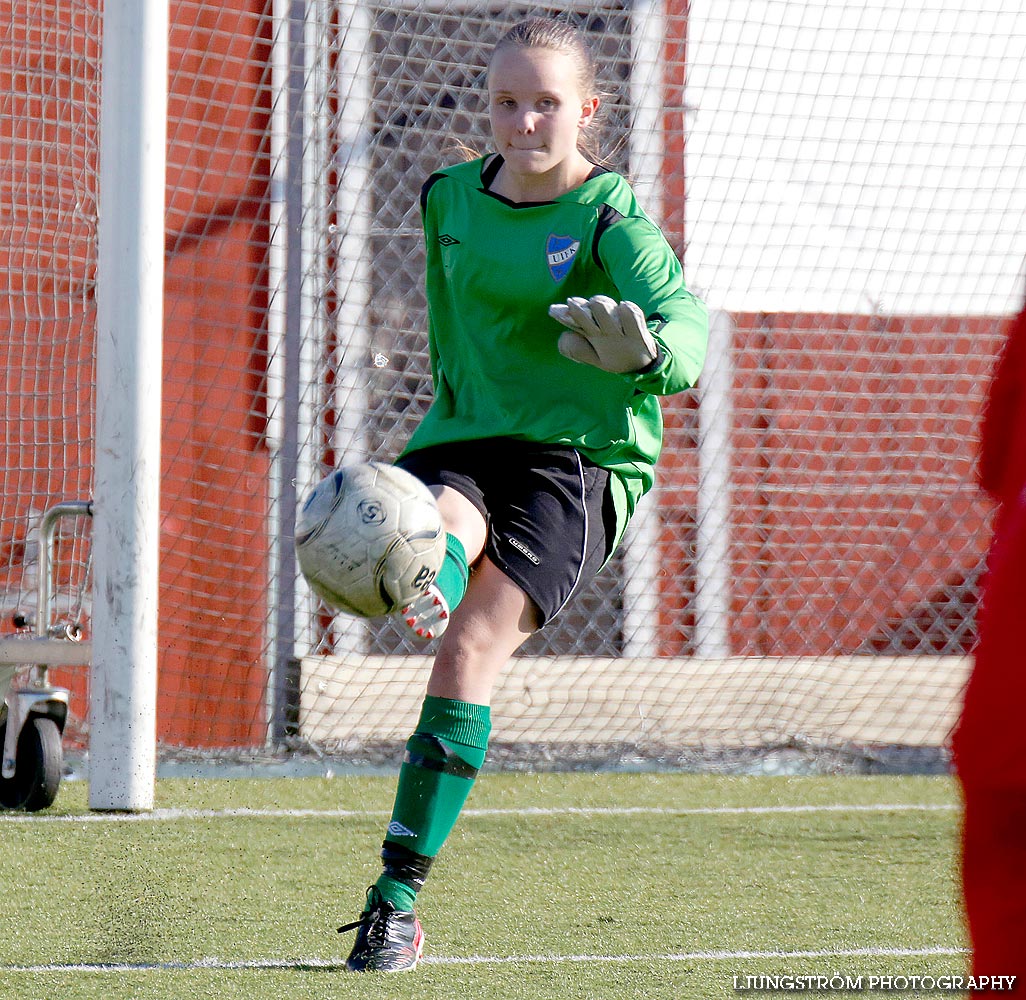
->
xmin=478 ymin=154 xmax=610 ymax=209
xmin=480 ymin=153 xmax=504 ymax=190
xmin=592 ymin=203 xmax=626 ymax=269
xmin=420 ymin=172 xmax=446 ymax=217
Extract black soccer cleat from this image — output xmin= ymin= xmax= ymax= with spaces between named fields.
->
xmin=338 ymin=887 xmax=425 ymax=972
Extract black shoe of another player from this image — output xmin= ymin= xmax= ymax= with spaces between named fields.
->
xmin=339 ymin=887 xmax=425 ymax=972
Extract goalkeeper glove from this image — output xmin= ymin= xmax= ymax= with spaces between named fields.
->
xmin=548 ymin=295 xmax=661 ymax=375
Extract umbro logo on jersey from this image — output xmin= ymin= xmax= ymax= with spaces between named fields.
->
xmin=546 ymin=233 xmax=580 ymax=282
xmin=438 ymin=233 xmax=461 ymax=246
xmin=386 ymin=820 xmax=418 ymax=838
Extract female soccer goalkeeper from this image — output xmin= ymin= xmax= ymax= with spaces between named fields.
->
xmin=339 ymin=15 xmax=708 ymax=972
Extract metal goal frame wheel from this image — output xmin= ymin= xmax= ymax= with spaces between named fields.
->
xmin=0 ymin=712 xmax=64 ymax=811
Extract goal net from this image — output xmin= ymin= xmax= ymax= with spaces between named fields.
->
xmin=0 ymin=2 xmax=98 ymax=736
xmin=3 ymin=0 xmax=1024 ymax=774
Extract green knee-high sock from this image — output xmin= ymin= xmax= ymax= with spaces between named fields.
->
xmin=374 ymin=696 xmax=491 ymax=911
xmin=435 ymin=533 xmax=469 ymax=611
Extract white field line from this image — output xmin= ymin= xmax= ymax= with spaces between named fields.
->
xmin=3 ymin=945 xmax=965 ymax=973
xmin=0 ymin=802 xmax=959 ymax=823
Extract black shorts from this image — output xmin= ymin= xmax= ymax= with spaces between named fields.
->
xmin=396 ymin=438 xmax=615 ymax=627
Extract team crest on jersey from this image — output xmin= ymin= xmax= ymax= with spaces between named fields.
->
xmin=546 ymin=234 xmax=580 ymax=282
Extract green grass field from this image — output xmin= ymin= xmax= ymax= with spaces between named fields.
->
xmin=0 ymin=774 xmax=968 ymax=999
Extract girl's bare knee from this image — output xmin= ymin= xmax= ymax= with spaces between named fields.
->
xmin=431 ymin=485 xmax=487 ymax=562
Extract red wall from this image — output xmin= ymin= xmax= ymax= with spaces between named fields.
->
xmin=658 ymin=312 xmax=1001 ymax=657
xmin=1 ymin=2 xmax=274 ymax=747
xmin=159 ymin=1 xmax=273 ymax=744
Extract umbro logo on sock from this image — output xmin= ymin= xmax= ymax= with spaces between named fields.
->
xmin=438 ymin=233 xmax=460 ymax=246
xmin=387 ymin=820 xmax=418 ymax=838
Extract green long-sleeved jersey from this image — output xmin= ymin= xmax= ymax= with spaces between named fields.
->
xmin=401 ymin=154 xmax=708 ymax=550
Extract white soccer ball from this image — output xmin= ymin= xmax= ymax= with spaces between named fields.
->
xmin=294 ymin=462 xmax=445 ymax=618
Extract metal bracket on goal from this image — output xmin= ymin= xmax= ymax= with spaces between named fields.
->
xmin=0 ymin=500 xmax=93 ymax=781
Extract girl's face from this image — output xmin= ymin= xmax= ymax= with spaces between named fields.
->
xmin=487 ymin=45 xmax=599 ymax=194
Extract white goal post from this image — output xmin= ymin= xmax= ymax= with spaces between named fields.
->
xmin=89 ymin=0 xmax=169 ymax=811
